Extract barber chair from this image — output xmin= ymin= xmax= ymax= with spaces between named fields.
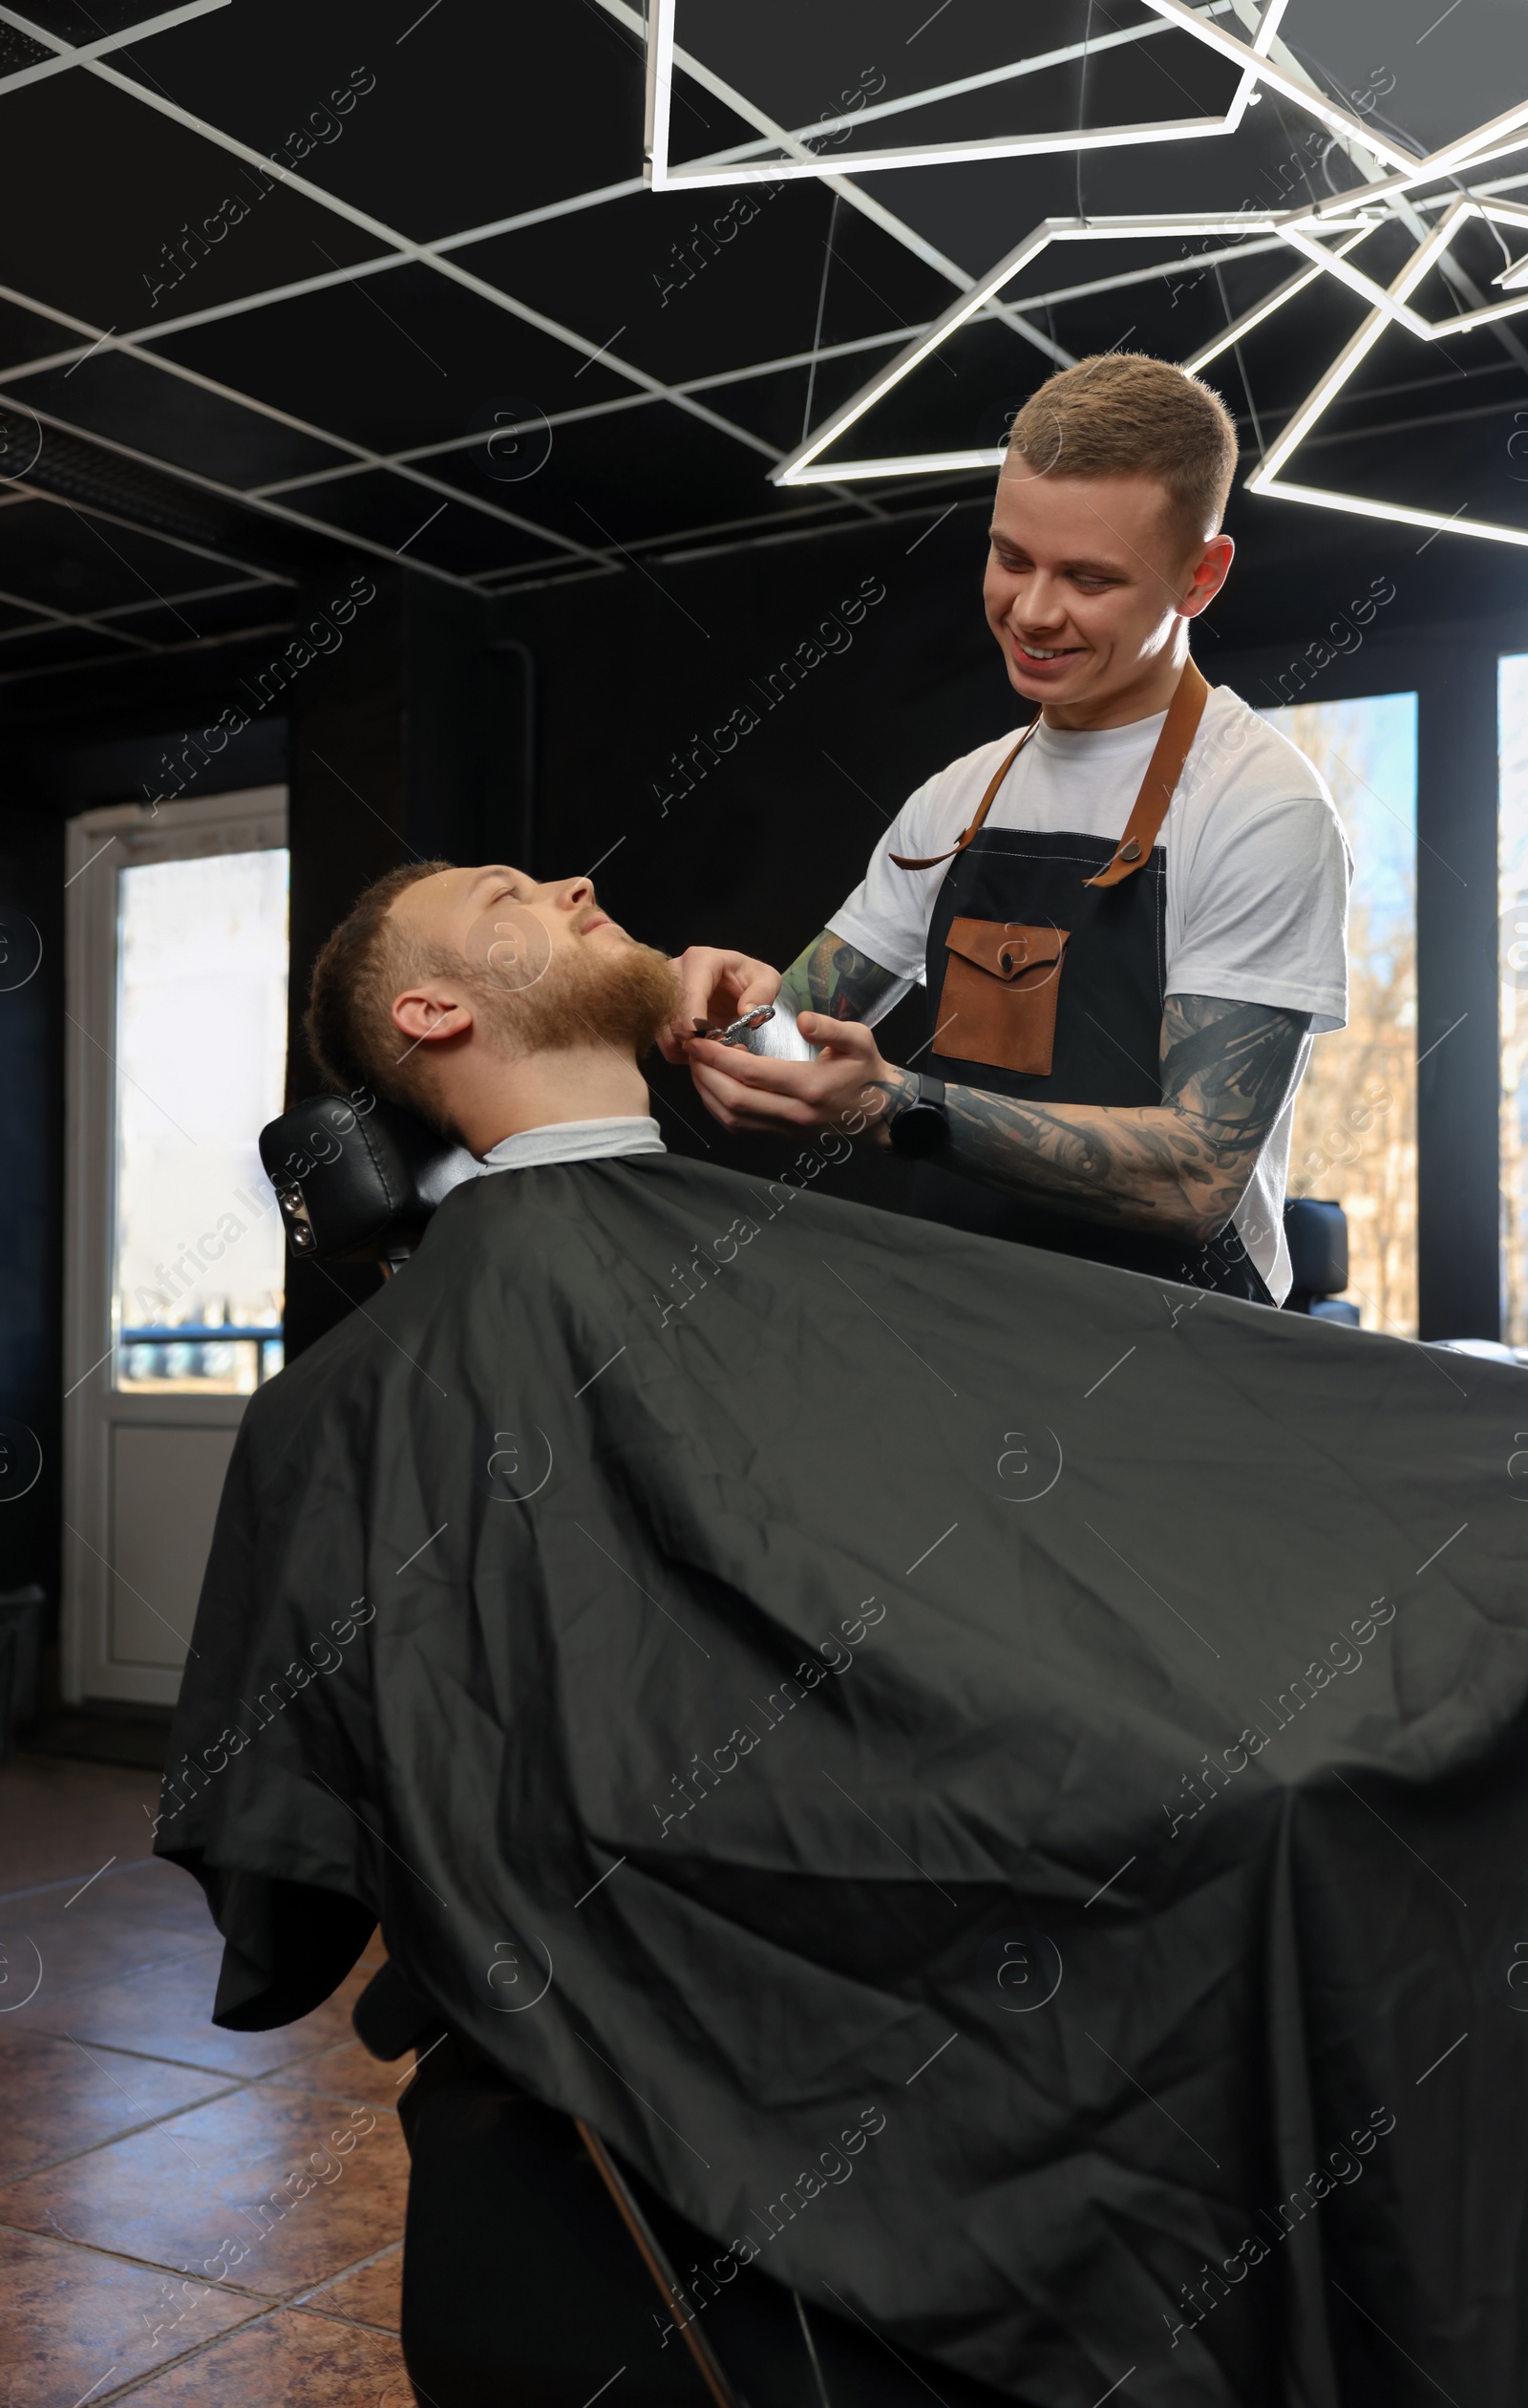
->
xmin=258 ymin=1092 xmax=1008 ymax=2408
xmin=1281 ymin=1197 xmax=1360 ymax=1326
xmin=258 ymin=1089 xmax=478 ymax=1268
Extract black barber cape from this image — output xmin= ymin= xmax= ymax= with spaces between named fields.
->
xmin=158 ymin=1150 xmax=1528 ymax=2408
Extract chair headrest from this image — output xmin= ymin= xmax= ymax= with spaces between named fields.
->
xmin=259 ymin=1094 xmax=478 ymax=1263
xmin=1283 ymin=1197 xmax=1348 ymax=1299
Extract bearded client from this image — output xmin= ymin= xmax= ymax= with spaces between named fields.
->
xmin=158 ymin=860 xmax=1526 ymax=2408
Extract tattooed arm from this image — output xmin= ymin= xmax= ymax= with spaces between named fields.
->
xmin=687 ymin=992 xmax=1311 ymax=1243
xmin=776 ymin=928 xmax=912 ymax=1028
xmin=661 ymin=927 xmax=908 ymax=1061
xmin=873 ymin=995 xmax=1311 ymax=1240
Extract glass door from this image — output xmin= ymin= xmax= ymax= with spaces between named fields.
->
xmin=63 ymin=788 xmax=288 ymax=1707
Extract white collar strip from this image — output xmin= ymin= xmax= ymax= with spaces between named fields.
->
xmin=478 ymin=1116 xmax=666 ymax=1175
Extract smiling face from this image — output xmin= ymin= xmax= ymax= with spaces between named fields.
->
xmin=983 ymin=466 xmax=1234 ymax=730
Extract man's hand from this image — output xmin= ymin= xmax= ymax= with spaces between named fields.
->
xmin=660 ymin=946 xmax=781 ymax=1065
xmin=685 ymin=1013 xmax=911 ymax=1140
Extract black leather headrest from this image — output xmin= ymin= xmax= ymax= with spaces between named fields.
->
xmin=1283 ymin=1197 xmax=1349 ymax=1299
xmin=259 ymin=1094 xmax=478 ymax=1263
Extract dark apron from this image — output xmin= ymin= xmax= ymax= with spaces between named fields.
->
xmin=903 ymin=678 xmax=1274 ymax=1305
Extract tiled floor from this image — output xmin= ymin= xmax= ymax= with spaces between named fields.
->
xmin=0 ymin=1752 xmax=413 ymax=2405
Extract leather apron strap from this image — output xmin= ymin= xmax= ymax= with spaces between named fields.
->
xmin=888 ymin=713 xmax=1041 ymax=872
xmin=889 ymin=656 xmax=1211 ymax=884
xmin=1083 ymin=656 xmax=1210 ymax=887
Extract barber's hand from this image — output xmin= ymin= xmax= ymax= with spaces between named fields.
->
xmin=685 ymin=1013 xmax=903 ymax=1143
xmin=659 ymin=945 xmax=781 ymax=1065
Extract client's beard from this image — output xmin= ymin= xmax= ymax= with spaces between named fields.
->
xmin=467 ymin=931 xmax=681 ymax=1061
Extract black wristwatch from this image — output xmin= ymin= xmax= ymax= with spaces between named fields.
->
xmin=885 ymin=1072 xmax=948 ymax=1158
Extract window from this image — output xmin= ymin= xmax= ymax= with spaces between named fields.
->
xmin=113 ymin=847 xmax=289 ymax=1393
xmin=1500 ymin=656 xmax=1528 ymax=1344
xmin=1258 ymin=695 xmax=1418 ymax=1336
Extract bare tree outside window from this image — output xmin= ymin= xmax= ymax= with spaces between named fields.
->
xmin=1499 ymin=658 xmax=1528 ymax=1346
xmin=1258 ymin=696 xmax=1418 ymax=1338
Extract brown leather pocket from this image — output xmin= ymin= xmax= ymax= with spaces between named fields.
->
xmin=932 ymin=918 xmax=1070 ymax=1076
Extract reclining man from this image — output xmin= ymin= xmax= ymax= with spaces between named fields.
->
xmin=159 ymin=856 xmax=1528 ymax=2408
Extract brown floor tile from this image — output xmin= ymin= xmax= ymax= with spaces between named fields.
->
xmin=94 ymin=1856 xmax=221 ymax=1936
xmin=265 ymin=2036 xmax=412 ymax=2111
xmin=13 ymin=1950 xmax=378 ymax=2078
xmin=117 ymin=2304 xmax=410 ymax=2405
xmin=0 ymin=1895 xmax=211 ymax=2014
xmin=0 ymin=1759 xmax=159 ymax=1896
xmin=0 ymin=2082 xmax=408 ymax=2298
xmin=0 ymin=2225 xmax=258 ymax=2407
xmin=0 ymin=2028 xmax=232 ymax=2183
xmin=299 ymin=2240 xmax=403 ymax=2333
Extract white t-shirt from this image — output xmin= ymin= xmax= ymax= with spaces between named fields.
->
xmin=828 ymin=684 xmax=1352 ymax=1304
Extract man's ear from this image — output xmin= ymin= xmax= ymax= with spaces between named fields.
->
xmin=391 ymin=982 xmax=476 ymax=1048
xmin=1181 ymin=532 xmax=1234 ymax=619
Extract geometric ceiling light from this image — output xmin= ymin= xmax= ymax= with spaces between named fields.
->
xmin=1196 ymin=10 xmax=1528 ymax=223
xmin=645 ymin=0 xmax=1294 ymax=190
xmin=1274 ymin=195 xmax=1528 ymax=344
xmin=1242 ymin=195 xmax=1528 ymax=550
xmin=772 ymin=158 xmax=1528 ymax=499
xmin=1135 ymin=0 xmax=1422 ymax=178
xmin=767 ymin=206 xmax=1372 ymax=488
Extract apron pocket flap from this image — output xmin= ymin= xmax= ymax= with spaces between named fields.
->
xmin=945 ymin=918 xmax=1068 ymax=982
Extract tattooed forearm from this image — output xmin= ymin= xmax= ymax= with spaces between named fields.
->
xmin=872 ymin=996 xmax=1311 ymax=1240
xmin=778 ymin=928 xmax=911 ymax=1029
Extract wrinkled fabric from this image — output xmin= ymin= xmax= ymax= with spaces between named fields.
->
xmin=158 ymin=1152 xmax=1528 ymax=2407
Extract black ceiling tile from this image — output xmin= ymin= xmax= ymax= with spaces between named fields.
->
xmin=0 ymin=586 xmax=54 ymax=633
xmin=0 ymin=485 xmax=277 ymax=614
xmin=87 ymin=583 xmax=294 ymax=650
xmin=153 ymin=264 xmax=630 ymax=455
xmin=0 ymin=23 xmax=52 ymax=73
xmin=673 ymin=0 xmax=1105 ymax=138
xmin=422 ymin=399 xmax=799 ymax=552
xmin=1291 ymin=312 xmax=1528 ymax=485
xmin=97 ymin=0 xmax=735 ymax=244
xmin=9 ymin=347 xmax=350 ymax=488
xmin=0 ymin=623 xmax=127 ymax=676
xmin=0 ymin=70 xmax=383 ymax=334
xmin=11 ymin=1 xmax=155 ymax=39
xmin=0 ymin=291 xmax=87 ymax=373
xmin=1280 ymin=0 xmax=1528 ymax=159
xmin=463 ymin=181 xmax=956 ymax=390
xmin=1225 ymin=276 xmax=1373 ymax=429
xmin=864 ymin=92 xmax=1378 ymax=284
xmin=275 ymin=466 xmax=566 ymax=576
xmin=671 ymin=0 xmax=1239 ymax=174
xmin=689 ymin=351 xmax=908 ymax=453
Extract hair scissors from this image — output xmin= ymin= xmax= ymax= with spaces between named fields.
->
xmin=690 ymin=1004 xmax=776 ymax=1047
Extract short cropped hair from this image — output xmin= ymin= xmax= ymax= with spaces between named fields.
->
xmin=305 ymin=859 xmax=454 ymax=1102
xmin=1004 ymin=353 xmax=1240 ymax=549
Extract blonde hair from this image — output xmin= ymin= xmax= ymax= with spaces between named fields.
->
xmin=1003 ymin=353 xmax=1239 ymax=550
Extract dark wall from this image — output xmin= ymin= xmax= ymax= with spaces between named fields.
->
xmin=5 ymin=486 xmax=1528 ymax=1609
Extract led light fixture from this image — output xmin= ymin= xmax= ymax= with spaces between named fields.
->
xmin=644 ymin=0 xmax=1289 ymax=190
xmin=770 ymin=214 xmax=1289 ymax=489
xmin=1244 ymin=197 xmax=1528 ymax=550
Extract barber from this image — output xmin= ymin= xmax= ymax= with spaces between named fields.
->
xmin=663 ymin=354 xmax=1350 ymax=1305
